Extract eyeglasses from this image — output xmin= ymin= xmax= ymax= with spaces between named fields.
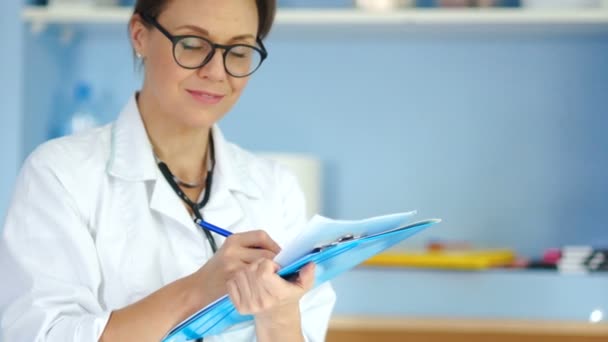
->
xmin=140 ymin=13 xmax=268 ymax=78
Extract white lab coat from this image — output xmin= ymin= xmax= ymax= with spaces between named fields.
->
xmin=0 ymin=95 xmax=336 ymax=342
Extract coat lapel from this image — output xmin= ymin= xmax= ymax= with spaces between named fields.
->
xmin=107 ymin=95 xmax=260 ymax=238
xmin=107 ymin=95 xmax=194 ymax=234
xmin=148 ymin=168 xmax=196 ymax=232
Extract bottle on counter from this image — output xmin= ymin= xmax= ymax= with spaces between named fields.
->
xmin=49 ymin=81 xmax=101 ymax=139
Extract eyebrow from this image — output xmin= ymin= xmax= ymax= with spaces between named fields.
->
xmin=175 ymin=24 xmax=256 ymax=42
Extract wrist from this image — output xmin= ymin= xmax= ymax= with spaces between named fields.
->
xmin=181 ymin=267 xmax=220 ymax=313
xmin=255 ymin=304 xmax=303 ymax=342
xmin=255 ymin=303 xmax=301 ymax=327
xmin=179 ymin=273 xmax=206 ymax=314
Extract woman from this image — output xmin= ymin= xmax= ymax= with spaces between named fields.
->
xmin=0 ymin=0 xmax=336 ymax=341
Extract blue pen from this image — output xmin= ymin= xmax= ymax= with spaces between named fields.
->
xmin=194 ymin=218 xmax=233 ymax=237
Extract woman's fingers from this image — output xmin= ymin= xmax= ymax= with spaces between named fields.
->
xmin=256 ymin=259 xmax=282 ymax=298
xmin=205 ymin=230 xmax=282 ymax=303
xmin=224 ymin=239 xmax=317 ymax=316
xmin=230 ymin=259 xmax=276 ymax=314
xmin=231 ymin=230 xmax=282 ymax=254
xmin=295 ymin=262 xmax=316 ymax=290
xmin=227 ymin=278 xmax=241 ymax=310
xmin=258 ymin=258 xmax=281 ymax=274
xmin=239 ymin=248 xmax=277 ymax=264
xmin=223 ymin=230 xmax=281 ymax=264
xmin=247 ymin=260 xmax=270 ymax=311
xmin=235 ymin=271 xmax=253 ymax=308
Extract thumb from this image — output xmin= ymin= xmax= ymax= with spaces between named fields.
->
xmin=296 ymin=263 xmax=316 ymax=290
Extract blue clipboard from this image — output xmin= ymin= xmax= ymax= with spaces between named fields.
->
xmin=162 ymin=216 xmax=440 ymax=342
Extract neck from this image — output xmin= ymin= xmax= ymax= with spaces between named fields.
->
xmin=137 ymin=89 xmax=210 ymax=183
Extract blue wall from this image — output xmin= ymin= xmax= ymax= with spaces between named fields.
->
xmin=228 ymin=29 xmax=608 ymax=257
xmin=22 ymin=24 xmax=608 ymax=257
xmin=0 ymin=2 xmax=24 ymax=221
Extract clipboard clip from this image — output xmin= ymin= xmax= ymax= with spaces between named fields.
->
xmin=312 ymin=234 xmax=360 ymax=253
xmin=281 ymin=234 xmax=360 ymax=281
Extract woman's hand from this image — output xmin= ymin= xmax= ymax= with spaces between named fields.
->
xmin=227 ymin=259 xmax=316 ymax=341
xmin=227 ymin=259 xmax=316 ymax=317
xmin=192 ymin=230 xmax=282 ymax=303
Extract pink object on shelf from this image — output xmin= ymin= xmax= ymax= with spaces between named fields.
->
xmin=438 ymin=0 xmax=500 ymax=6
xmin=543 ymin=248 xmax=562 ymax=264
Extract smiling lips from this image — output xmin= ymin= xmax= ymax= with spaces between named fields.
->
xmin=187 ymin=89 xmax=225 ymax=105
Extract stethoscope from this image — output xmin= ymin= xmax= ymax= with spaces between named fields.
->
xmin=156 ymin=137 xmax=219 ymax=253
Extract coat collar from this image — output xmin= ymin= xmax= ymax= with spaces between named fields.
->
xmin=106 ymin=94 xmax=261 ymax=232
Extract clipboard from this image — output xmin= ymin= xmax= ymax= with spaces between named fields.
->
xmin=162 ymin=212 xmax=440 ymax=342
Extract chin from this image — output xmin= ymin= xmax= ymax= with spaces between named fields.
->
xmin=181 ymin=110 xmax=223 ymax=129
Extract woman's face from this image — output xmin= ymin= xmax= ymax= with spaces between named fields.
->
xmin=132 ymin=0 xmax=259 ymax=129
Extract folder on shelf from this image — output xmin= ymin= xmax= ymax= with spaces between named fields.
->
xmin=162 ymin=211 xmax=440 ymax=342
xmin=362 ymin=249 xmax=516 ymax=270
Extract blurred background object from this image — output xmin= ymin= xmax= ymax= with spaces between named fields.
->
xmin=521 ymin=0 xmax=602 ymax=8
xmin=437 ymin=0 xmax=493 ymax=6
xmin=278 ymin=0 xmax=352 ymax=8
xmin=47 ymin=81 xmax=102 ymax=139
xmin=94 ymin=0 xmax=120 ymax=6
xmin=48 ymin=0 xmax=94 ymax=7
xmin=48 ymin=0 xmax=120 ymax=6
xmin=418 ymin=0 xmax=521 ymax=6
xmin=355 ymin=0 xmax=415 ymax=11
xmin=257 ymin=153 xmax=322 ymax=219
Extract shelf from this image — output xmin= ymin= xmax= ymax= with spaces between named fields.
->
xmin=331 ymin=268 xmax=608 ymax=322
xmin=23 ymin=5 xmax=130 ymax=24
xmin=22 ymin=6 xmax=608 ymax=26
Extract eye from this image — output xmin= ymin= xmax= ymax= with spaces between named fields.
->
xmin=180 ymin=42 xmax=201 ymax=51
xmin=179 ymin=37 xmax=207 ymax=51
xmin=228 ymin=46 xmax=253 ymax=59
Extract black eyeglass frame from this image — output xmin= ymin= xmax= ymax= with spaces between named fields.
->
xmin=139 ymin=12 xmax=268 ymax=78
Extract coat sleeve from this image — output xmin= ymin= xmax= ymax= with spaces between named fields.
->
xmin=0 ymin=145 xmax=111 ymax=342
xmin=276 ymin=164 xmax=337 ymax=342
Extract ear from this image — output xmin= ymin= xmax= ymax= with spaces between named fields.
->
xmin=129 ymin=14 xmax=149 ymax=58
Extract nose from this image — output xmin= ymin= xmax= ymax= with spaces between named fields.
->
xmin=197 ymin=49 xmax=227 ymax=81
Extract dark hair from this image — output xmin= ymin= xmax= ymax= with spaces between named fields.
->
xmin=133 ymin=0 xmax=276 ymax=39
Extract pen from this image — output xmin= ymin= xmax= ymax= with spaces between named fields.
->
xmin=194 ymin=218 xmax=233 ymax=237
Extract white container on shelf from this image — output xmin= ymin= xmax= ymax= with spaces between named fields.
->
xmin=48 ymin=0 xmax=118 ymax=7
xmin=257 ymin=152 xmax=322 ymax=219
xmin=521 ymin=0 xmax=601 ymax=8
xmin=355 ymin=0 xmax=414 ymax=11
xmin=48 ymin=0 xmax=94 ymax=7
xmin=94 ymin=0 xmax=120 ymax=6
